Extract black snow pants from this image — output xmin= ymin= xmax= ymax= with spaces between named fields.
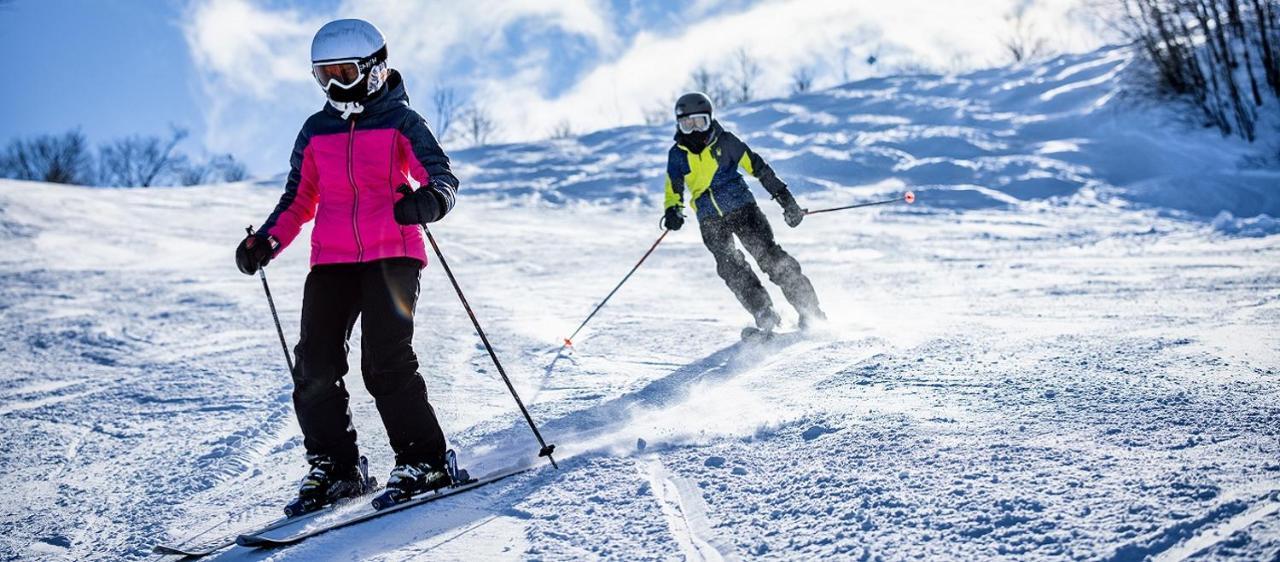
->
xmin=698 ymin=204 xmax=823 ymax=321
xmin=292 ymin=257 xmax=447 ymax=470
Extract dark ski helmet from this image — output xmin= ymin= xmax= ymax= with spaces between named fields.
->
xmin=674 ymin=92 xmax=714 ymax=118
xmin=675 ymin=92 xmax=714 ymax=134
xmin=310 ymin=19 xmax=388 ymax=104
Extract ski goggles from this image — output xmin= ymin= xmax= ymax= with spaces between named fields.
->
xmin=312 ymin=58 xmax=372 ymax=89
xmin=677 ymin=113 xmax=711 ymax=134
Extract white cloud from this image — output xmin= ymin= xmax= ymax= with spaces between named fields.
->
xmin=184 ymin=0 xmax=318 ymax=97
xmin=480 ymin=0 xmax=1113 ymax=137
xmin=182 ymin=0 xmax=1111 ymax=173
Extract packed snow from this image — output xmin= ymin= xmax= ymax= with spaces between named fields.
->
xmin=1 ymin=45 xmax=1277 ymax=561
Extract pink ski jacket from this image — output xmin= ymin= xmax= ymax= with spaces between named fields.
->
xmin=259 ymin=71 xmax=458 ymax=268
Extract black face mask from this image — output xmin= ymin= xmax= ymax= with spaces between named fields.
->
xmin=325 ymin=77 xmax=371 ymax=103
xmin=678 ymin=128 xmax=711 ymax=153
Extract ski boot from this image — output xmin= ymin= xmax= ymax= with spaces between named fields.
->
xmin=798 ymin=307 xmax=827 ymax=332
xmin=741 ymin=308 xmax=782 ymax=342
xmin=284 ymin=455 xmax=377 ymax=517
xmin=371 ymin=451 xmax=456 ymax=510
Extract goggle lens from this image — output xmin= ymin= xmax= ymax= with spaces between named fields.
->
xmin=677 ymin=113 xmax=711 ymax=134
xmin=312 ymin=62 xmax=362 ymax=88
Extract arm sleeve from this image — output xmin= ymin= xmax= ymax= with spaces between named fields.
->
xmin=663 ymin=146 xmax=687 ymax=209
xmin=398 ymin=110 xmax=459 ymax=222
xmin=735 ymin=137 xmax=789 ymax=200
xmin=261 ymin=129 xmax=319 ymax=253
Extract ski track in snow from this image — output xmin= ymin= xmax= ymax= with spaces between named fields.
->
xmin=2 ymin=45 xmax=1279 ymax=561
xmin=643 ymin=455 xmax=736 ymax=562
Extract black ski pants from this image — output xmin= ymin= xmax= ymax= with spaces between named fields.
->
xmin=292 ymin=257 xmax=447 ymax=469
xmin=698 ymin=204 xmax=822 ymax=319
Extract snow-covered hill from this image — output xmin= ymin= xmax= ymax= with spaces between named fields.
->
xmin=1 ymin=45 xmax=1277 ymax=561
xmin=457 ymin=46 xmax=1278 ymax=234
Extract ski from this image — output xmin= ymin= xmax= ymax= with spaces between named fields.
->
xmin=740 ymin=326 xmax=811 ymax=344
xmin=740 ymin=326 xmax=777 ymax=342
xmin=236 ymin=466 xmax=534 ymax=548
xmin=151 ymin=492 xmax=366 ymax=557
xmin=153 ymin=456 xmax=380 ymax=558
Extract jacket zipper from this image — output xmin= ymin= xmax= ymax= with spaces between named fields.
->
xmin=695 ymin=146 xmax=725 ymax=217
xmin=347 ymin=118 xmax=364 ymax=262
xmin=708 ymin=187 xmax=724 ymax=216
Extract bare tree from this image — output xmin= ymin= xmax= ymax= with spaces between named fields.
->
xmin=790 ymin=66 xmax=816 ymax=94
xmin=838 ymin=46 xmax=853 ymax=84
xmin=689 ymin=67 xmax=732 ymax=109
xmin=0 ymin=129 xmax=94 ymax=185
xmin=1120 ymin=0 xmax=1279 ymax=141
xmin=177 ymin=153 xmax=248 ymax=185
xmin=1 ymin=125 xmax=253 ymax=187
xmin=690 ymin=67 xmax=720 ymax=97
xmin=97 ymin=126 xmax=190 ymax=187
xmin=1004 ymin=6 xmax=1051 ymax=63
xmin=432 ymin=87 xmax=461 ymax=140
xmin=457 ymin=105 xmax=498 ymax=147
xmin=728 ymin=48 xmax=762 ymax=104
xmin=643 ymin=99 xmax=672 ymax=126
xmin=212 ymin=154 xmax=248 ymax=182
xmin=177 ymin=163 xmax=208 ymax=186
xmin=549 ymin=120 xmax=574 ymax=139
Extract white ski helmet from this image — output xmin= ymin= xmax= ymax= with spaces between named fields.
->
xmin=310 ymin=19 xmax=388 ymax=104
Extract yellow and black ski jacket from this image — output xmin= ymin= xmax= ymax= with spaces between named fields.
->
xmin=663 ymin=121 xmax=789 ymax=221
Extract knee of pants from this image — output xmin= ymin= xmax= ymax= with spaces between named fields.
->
xmin=364 ymin=368 xmax=426 ymax=398
xmin=292 ymin=373 xmax=346 ymax=405
xmin=362 ymin=343 xmax=419 ymax=391
xmin=362 ymin=338 xmax=417 ymax=373
xmin=760 ymin=247 xmax=802 ymax=278
xmin=714 ymin=250 xmax=751 ymax=280
xmin=293 ymin=341 xmax=348 ymax=379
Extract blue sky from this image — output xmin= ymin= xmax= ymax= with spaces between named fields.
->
xmin=0 ymin=0 xmax=1109 ymax=177
xmin=1 ymin=0 xmax=208 ymax=153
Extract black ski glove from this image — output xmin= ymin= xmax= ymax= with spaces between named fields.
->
xmin=776 ymin=190 xmax=805 ymax=228
xmin=662 ymin=206 xmax=685 ymax=231
xmin=394 ymin=183 xmax=446 ymax=225
xmin=235 ymin=234 xmax=276 ymax=275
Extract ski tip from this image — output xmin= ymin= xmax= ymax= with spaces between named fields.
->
xmin=904 ymin=191 xmax=916 ymax=204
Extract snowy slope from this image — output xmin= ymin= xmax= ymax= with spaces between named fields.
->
xmin=1 ymin=45 xmax=1278 ymax=561
xmin=457 ymin=46 xmax=1278 ymax=232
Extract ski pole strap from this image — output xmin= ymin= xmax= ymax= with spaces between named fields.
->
xmin=422 ymin=225 xmax=559 ymax=469
xmin=247 ymin=226 xmax=295 ymax=375
xmin=563 ymin=228 xmax=669 ymax=346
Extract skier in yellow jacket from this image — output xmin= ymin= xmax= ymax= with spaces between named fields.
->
xmin=661 ymin=92 xmax=825 ymax=334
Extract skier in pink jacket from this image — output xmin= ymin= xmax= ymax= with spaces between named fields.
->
xmin=234 ymin=18 xmax=458 ymax=516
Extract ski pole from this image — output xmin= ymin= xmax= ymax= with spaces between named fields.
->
xmin=560 ymin=228 xmax=669 ymax=349
xmin=246 ymin=226 xmax=294 ymax=375
xmin=421 ymin=225 xmax=559 ymax=469
xmin=804 ymin=191 xmax=916 ymax=215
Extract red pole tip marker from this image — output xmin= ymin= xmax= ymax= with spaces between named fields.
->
xmin=563 ymin=338 xmax=574 ymax=347
xmin=904 ymin=191 xmax=916 ymax=204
